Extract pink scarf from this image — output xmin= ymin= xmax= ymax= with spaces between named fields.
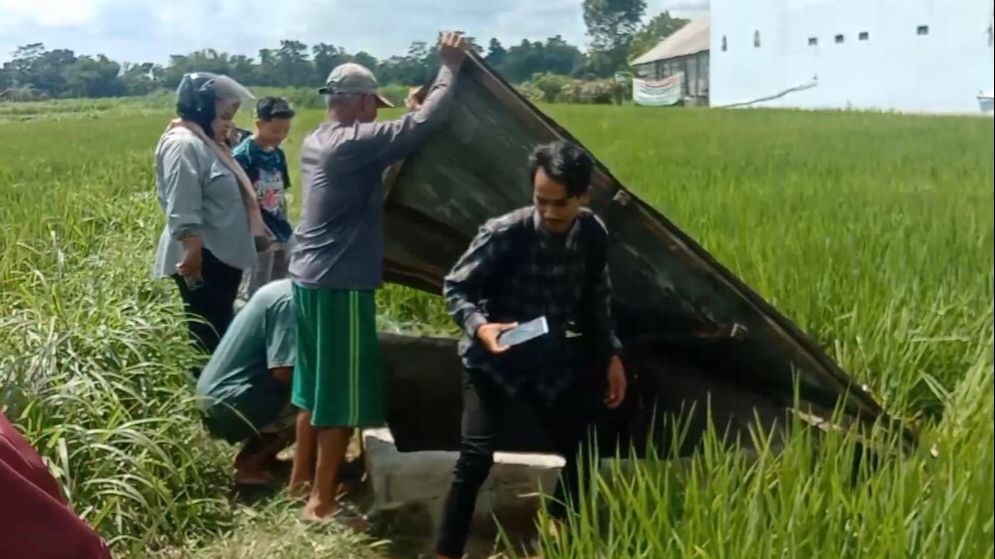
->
xmin=164 ymin=119 xmax=270 ymax=250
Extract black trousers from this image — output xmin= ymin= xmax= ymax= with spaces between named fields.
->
xmin=435 ymin=368 xmax=601 ymax=558
xmin=171 ymin=249 xmax=243 ymax=374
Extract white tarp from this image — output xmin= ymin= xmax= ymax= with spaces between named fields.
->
xmin=633 ymin=74 xmax=683 ymax=106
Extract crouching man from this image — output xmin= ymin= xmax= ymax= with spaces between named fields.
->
xmin=435 ymin=141 xmax=628 ymax=558
xmin=196 ymin=278 xmax=297 ymax=485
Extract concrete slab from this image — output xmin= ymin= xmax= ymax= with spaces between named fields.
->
xmin=363 ymin=428 xmax=565 ymax=535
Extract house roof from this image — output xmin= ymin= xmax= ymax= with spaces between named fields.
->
xmin=631 ymin=16 xmax=710 ymax=66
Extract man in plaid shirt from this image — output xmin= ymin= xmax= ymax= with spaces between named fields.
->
xmin=435 ymin=140 xmax=627 ymax=559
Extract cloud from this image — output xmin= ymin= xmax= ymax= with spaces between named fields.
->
xmin=0 ymin=0 xmax=97 ymax=27
xmin=1 ymin=0 xmax=710 ymax=64
xmin=663 ymin=0 xmax=710 ymax=11
xmin=647 ymin=0 xmax=710 ymax=17
xmin=493 ymin=0 xmax=588 ymax=47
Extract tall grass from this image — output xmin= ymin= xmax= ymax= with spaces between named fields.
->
xmin=0 ymin=128 xmax=231 ymax=552
xmin=553 ymin=107 xmax=994 ymax=416
xmin=523 ymin=349 xmax=993 ymax=559
xmin=0 ymin=82 xmax=414 ymax=124
xmin=518 ymin=107 xmax=994 ymax=559
xmin=1 ymin=105 xmax=991 ymax=557
xmin=0 ymin=94 xmax=175 ymax=123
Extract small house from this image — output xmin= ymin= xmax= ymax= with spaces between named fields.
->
xmin=631 ymin=17 xmax=711 ymax=106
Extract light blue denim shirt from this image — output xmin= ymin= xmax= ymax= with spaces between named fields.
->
xmin=153 ymin=127 xmax=257 ymax=278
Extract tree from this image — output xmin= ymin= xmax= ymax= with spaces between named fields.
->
xmin=629 ymin=11 xmax=689 ymax=61
xmin=407 ymin=41 xmax=430 ymax=62
xmin=0 ymin=32 xmax=594 ymax=99
xmin=579 ymin=50 xmax=616 ymax=79
xmin=256 ymin=49 xmax=278 ymax=86
xmin=5 ymin=43 xmax=48 ymax=86
xmin=501 ymin=39 xmax=544 ymax=83
xmin=162 ymin=49 xmax=236 ymax=88
xmin=486 ymin=38 xmax=507 ymax=69
xmin=39 ymin=49 xmax=78 ymax=96
xmin=65 ymin=55 xmax=125 ymax=97
xmin=228 ymin=55 xmax=256 ymax=85
xmin=122 ymin=62 xmax=161 ymax=96
xmin=494 ymin=36 xmax=584 ymax=83
xmin=408 ymin=32 xmax=485 ymax=83
xmin=276 ymin=40 xmax=310 ymax=87
xmin=377 ymin=41 xmax=433 ymax=85
xmin=353 ymin=51 xmax=379 ymax=72
xmin=312 ymin=43 xmax=353 ymax=83
xmin=3 ymin=44 xmax=78 ymax=97
xmin=583 ymin=0 xmax=646 ymax=75
xmin=463 ymin=36 xmax=485 ymax=55
xmin=542 ymin=35 xmax=585 ymax=76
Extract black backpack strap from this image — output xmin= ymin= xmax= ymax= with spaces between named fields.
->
xmin=580 ymin=211 xmax=609 ymax=290
xmin=577 ymin=211 xmax=614 ymax=366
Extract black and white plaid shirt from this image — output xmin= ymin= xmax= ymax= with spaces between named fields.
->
xmin=443 ymin=206 xmax=623 ymax=403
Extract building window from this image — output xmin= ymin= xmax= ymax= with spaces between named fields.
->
xmin=917 ymin=25 xmax=929 ymax=35
xmin=700 ymin=52 xmax=709 ymax=94
xmin=721 ymin=35 xmax=728 ymax=51
xmin=754 ymin=30 xmax=761 ymax=48
xmin=808 ymin=37 xmax=818 ymax=46
xmin=859 ymin=31 xmax=869 ymax=41
xmin=835 ymin=34 xmax=845 ymax=43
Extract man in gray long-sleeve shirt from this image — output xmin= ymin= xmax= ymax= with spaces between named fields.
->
xmin=288 ymin=32 xmax=468 ymax=524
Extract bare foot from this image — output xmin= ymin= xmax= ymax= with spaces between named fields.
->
xmin=302 ymin=496 xmax=338 ymax=521
xmin=301 ymin=501 xmax=369 ymax=532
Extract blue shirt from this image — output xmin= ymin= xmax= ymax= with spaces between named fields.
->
xmin=196 ymin=279 xmax=296 ymax=443
xmin=232 ymin=137 xmax=293 ymax=243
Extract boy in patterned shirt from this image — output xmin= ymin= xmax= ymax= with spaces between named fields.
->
xmin=232 ymin=96 xmax=296 ymax=297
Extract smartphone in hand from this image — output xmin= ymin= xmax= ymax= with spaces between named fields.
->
xmin=497 ymin=316 xmax=549 ymax=347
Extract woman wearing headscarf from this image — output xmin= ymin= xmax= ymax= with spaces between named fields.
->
xmin=153 ymin=72 xmax=271 ymax=367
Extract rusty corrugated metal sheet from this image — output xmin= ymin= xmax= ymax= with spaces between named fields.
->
xmin=380 ymin=52 xmax=913 ymax=453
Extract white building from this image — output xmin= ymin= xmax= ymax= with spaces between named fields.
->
xmin=709 ymin=0 xmax=995 ymax=113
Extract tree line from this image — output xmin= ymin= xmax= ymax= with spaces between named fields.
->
xmin=0 ymin=1 xmax=687 ymax=101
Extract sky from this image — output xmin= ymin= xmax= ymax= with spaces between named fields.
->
xmin=0 ymin=0 xmax=708 ymax=65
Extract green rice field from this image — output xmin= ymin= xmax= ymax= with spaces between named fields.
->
xmin=0 ymin=101 xmax=991 ymax=558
